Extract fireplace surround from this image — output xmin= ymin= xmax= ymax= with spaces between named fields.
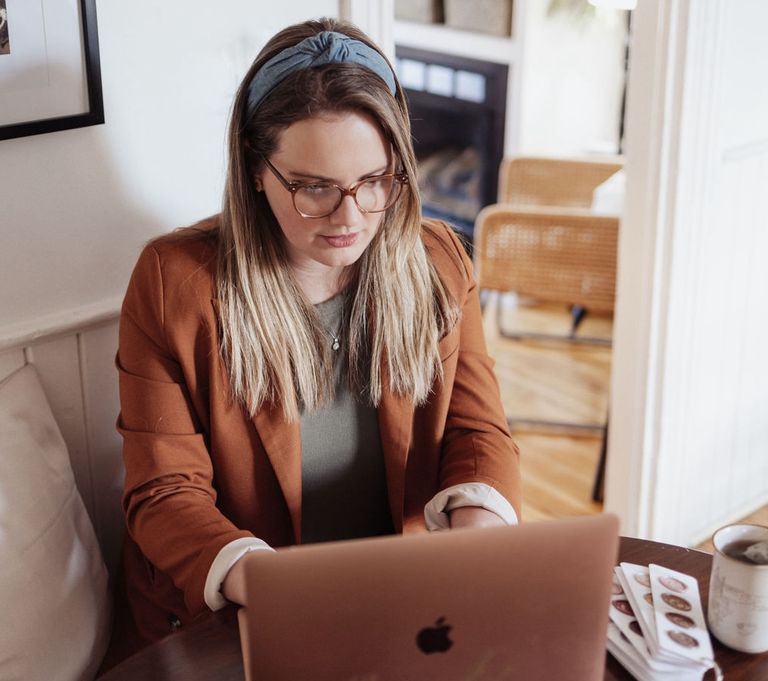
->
xmin=395 ymin=46 xmax=508 ymax=241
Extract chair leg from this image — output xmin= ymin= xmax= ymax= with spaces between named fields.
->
xmin=592 ymin=417 xmax=609 ymax=504
xmin=569 ymin=304 xmax=587 ymax=337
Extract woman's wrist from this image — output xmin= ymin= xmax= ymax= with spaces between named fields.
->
xmin=220 ymin=551 xmax=267 ymax=606
xmin=448 ymin=506 xmax=507 ymax=530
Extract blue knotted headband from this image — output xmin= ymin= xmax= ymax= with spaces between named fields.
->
xmin=245 ymin=31 xmax=397 ymax=120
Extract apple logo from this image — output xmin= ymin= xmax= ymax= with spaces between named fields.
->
xmin=416 ymin=616 xmax=454 ymax=654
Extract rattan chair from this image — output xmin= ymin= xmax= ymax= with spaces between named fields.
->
xmin=475 ymin=157 xmax=624 ymax=503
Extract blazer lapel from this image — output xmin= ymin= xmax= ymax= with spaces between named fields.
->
xmin=377 ymin=368 xmax=415 ymax=533
xmin=251 ymin=404 xmax=302 ymax=543
xmin=209 ymin=298 xmax=303 ymax=541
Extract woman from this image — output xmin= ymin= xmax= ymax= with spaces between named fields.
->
xmin=116 ymin=16 xmax=521 ymax=649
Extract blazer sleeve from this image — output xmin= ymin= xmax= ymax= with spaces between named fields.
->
xmin=432 ymin=224 xmax=523 ymax=520
xmin=117 ymin=244 xmax=253 ymax=617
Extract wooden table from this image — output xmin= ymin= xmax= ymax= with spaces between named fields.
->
xmin=99 ymin=537 xmax=768 ymax=681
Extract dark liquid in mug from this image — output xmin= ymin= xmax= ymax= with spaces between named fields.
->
xmin=722 ymin=538 xmax=766 ymax=565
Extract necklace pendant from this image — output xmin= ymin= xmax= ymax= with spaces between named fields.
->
xmin=331 ymin=337 xmax=340 ymax=351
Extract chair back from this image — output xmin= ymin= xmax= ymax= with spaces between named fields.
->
xmin=498 ymin=156 xmax=624 ymax=208
xmin=474 ymin=205 xmax=619 ymax=313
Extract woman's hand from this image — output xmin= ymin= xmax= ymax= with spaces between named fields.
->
xmin=448 ymin=506 xmax=506 ymax=530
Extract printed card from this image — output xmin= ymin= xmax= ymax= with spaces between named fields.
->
xmin=607 ymin=624 xmax=706 ymax=681
xmin=648 ymin=564 xmax=715 ymax=666
xmin=609 ymin=567 xmax=702 ymax=674
xmin=606 ymin=564 xmax=715 ymax=681
xmin=618 ymin=563 xmax=664 ymax=654
xmin=609 ymin=569 xmax=652 ymax=659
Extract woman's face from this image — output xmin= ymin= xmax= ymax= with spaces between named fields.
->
xmin=259 ymin=111 xmax=392 ymax=277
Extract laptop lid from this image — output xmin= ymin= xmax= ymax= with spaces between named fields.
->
xmin=239 ymin=513 xmax=619 ymax=681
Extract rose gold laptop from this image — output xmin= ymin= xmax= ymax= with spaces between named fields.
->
xmin=238 ymin=513 xmax=619 ymax=681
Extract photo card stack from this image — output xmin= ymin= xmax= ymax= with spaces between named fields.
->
xmin=607 ymin=563 xmax=721 ymax=681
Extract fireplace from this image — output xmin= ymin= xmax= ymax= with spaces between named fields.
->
xmin=395 ymin=46 xmax=508 ymax=242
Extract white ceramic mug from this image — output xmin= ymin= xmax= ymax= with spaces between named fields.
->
xmin=707 ymin=523 xmax=768 ymax=653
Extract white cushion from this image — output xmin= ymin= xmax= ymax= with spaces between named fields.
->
xmin=0 ymin=365 xmax=111 ymax=681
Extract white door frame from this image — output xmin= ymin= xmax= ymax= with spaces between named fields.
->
xmin=605 ymin=0 xmax=690 ymax=537
xmin=338 ymin=0 xmax=394 ymax=59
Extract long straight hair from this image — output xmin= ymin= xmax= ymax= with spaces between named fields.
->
xmin=218 ymin=17 xmax=459 ymax=421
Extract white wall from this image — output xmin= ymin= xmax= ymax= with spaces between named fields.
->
xmin=607 ymin=0 xmax=768 ymax=546
xmin=519 ymin=0 xmax=628 ymax=156
xmin=0 ymin=0 xmax=337 ymax=341
xmin=0 ymin=0 xmax=340 ymax=576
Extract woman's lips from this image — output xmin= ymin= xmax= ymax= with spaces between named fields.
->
xmin=322 ymin=232 xmax=359 ymax=248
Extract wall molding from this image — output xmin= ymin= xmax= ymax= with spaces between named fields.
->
xmin=0 ymin=296 xmax=122 ymax=352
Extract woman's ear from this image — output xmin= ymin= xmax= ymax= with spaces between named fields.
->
xmin=253 ymin=167 xmax=265 ymax=192
xmin=245 ymin=140 xmax=264 ymax=191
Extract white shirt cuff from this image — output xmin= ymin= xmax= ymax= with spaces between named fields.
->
xmin=424 ymin=482 xmax=519 ymax=531
xmin=204 ymin=537 xmax=274 ymax=611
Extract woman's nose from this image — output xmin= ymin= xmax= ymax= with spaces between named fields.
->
xmin=328 ymin=194 xmax=364 ymax=226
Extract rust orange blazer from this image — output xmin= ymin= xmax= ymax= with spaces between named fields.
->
xmin=116 ymin=217 xmax=521 ymax=644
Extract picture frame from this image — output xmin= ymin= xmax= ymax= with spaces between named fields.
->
xmin=0 ymin=0 xmax=104 ymax=141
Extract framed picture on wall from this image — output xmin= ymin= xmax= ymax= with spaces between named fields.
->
xmin=0 ymin=0 xmax=103 ymax=141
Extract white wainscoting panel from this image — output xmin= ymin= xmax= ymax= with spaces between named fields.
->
xmin=80 ymin=321 xmax=124 ymax=577
xmin=0 ymin=316 xmax=123 ymax=576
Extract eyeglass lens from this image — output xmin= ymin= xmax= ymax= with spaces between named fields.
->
xmin=294 ymin=176 xmax=401 ymax=217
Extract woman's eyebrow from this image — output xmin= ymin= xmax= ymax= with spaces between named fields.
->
xmin=288 ymin=165 xmax=390 ymax=182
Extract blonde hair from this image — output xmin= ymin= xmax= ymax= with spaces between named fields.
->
xmin=218 ymin=17 xmax=459 ymax=421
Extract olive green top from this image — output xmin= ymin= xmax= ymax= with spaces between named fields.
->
xmin=300 ymin=293 xmax=394 ymax=544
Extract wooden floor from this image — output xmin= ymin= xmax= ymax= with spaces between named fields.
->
xmin=483 ymin=294 xmax=611 ymax=521
xmin=483 ymin=294 xmax=767 ymax=548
